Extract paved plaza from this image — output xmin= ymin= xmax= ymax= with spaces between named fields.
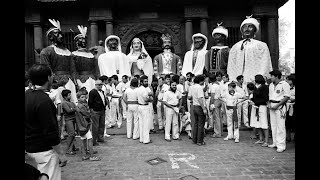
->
xmin=61 ymin=121 xmax=295 ymax=180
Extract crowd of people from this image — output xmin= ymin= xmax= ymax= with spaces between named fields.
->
xmin=25 ymin=15 xmax=295 ymax=180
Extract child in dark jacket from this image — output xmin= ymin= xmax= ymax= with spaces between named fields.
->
xmin=76 ymin=90 xmax=101 ymax=161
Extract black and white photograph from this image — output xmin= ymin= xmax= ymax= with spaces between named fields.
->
xmin=25 ymin=0 xmax=295 ymax=179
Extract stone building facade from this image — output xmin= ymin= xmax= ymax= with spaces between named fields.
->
xmin=25 ymin=0 xmax=287 ymax=71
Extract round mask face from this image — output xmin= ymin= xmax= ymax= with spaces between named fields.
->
xmin=162 ymin=40 xmax=172 ymax=49
xmin=241 ymin=23 xmax=256 ymax=39
xmin=193 ymin=37 xmax=205 ymax=50
xmin=51 ymin=29 xmax=64 ymax=44
xmin=107 ymin=38 xmax=119 ymax=51
xmin=213 ymin=33 xmax=226 ymax=44
xmin=76 ymin=37 xmax=86 ymax=49
xmin=132 ymin=40 xmax=141 ymax=51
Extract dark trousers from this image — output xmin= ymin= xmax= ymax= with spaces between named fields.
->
xmin=91 ymin=110 xmax=106 ymax=143
xmin=65 ymin=119 xmax=76 ymax=152
xmin=192 ymin=105 xmax=205 ymax=144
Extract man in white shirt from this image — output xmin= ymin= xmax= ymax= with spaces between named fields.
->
xmin=99 ymin=75 xmax=112 ymax=137
xmin=162 ymin=81 xmax=182 ymax=141
xmin=110 ymin=75 xmax=123 ymax=128
xmin=156 ymin=75 xmax=171 ymax=129
xmin=208 ymin=74 xmax=222 ymax=138
xmin=117 ymin=75 xmax=130 ymax=121
xmin=123 ymin=78 xmax=139 ymax=139
xmin=267 ymin=70 xmax=290 ymax=153
xmin=188 ymin=75 xmax=208 ymax=146
xmin=136 ymin=75 xmax=154 ymax=144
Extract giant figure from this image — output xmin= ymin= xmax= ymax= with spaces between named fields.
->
xmin=153 ymin=34 xmax=182 ymax=78
xmin=40 ymin=19 xmax=77 ymax=103
xmin=227 ymin=15 xmax=273 ymax=83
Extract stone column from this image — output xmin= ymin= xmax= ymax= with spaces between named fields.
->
xmin=200 ymin=18 xmax=208 ymax=38
xmin=90 ymin=21 xmax=98 ymax=47
xmin=33 ymin=23 xmax=43 ymax=64
xmin=185 ymin=19 xmax=193 ymax=50
xmin=255 ymin=17 xmax=262 ymax=41
xmin=25 ymin=24 xmax=29 ymax=70
xmin=106 ymin=20 xmax=113 ymax=37
xmin=267 ymin=16 xmax=279 ymax=70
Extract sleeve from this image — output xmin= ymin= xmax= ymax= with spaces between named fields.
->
xmin=39 ymin=48 xmax=51 ymax=68
xmin=61 ymin=102 xmax=75 ymax=113
xmin=226 ymin=45 xmax=238 ymax=82
xmin=88 ymin=90 xmax=95 ymax=109
xmin=204 ymin=50 xmax=210 ymax=73
xmin=257 ymin=42 xmax=273 ymax=78
xmin=37 ymin=100 xmax=60 ymax=146
xmin=282 ymin=82 xmax=291 ymax=98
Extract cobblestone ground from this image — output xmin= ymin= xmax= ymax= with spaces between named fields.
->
xmin=61 ymin=122 xmax=295 ymax=180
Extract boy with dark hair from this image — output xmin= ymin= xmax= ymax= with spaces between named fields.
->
xmin=25 ymin=64 xmax=67 ymax=180
xmin=221 ymin=82 xmax=246 ymax=143
xmin=110 ymin=75 xmax=123 ymax=128
xmin=236 ymin=75 xmax=249 ymax=127
xmin=61 ymin=89 xmax=80 ymax=155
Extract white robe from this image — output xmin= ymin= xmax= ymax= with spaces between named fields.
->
xmin=98 ymin=51 xmax=131 ymax=80
xmin=127 ymin=54 xmax=153 ymax=84
xmin=227 ymin=38 xmax=273 ymax=83
xmin=181 ymin=33 xmax=208 ymax=77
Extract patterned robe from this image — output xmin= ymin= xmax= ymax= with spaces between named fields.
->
xmin=205 ymin=46 xmax=230 ymax=75
xmin=153 ymin=52 xmax=182 ymax=77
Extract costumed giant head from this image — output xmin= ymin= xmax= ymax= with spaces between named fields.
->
xmin=105 ymin=35 xmax=121 ymax=52
xmin=240 ymin=15 xmax=259 ymax=39
xmin=191 ymin=33 xmax=208 ymax=51
xmin=212 ymin=22 xmax=228 ymax=45
xmin=161 ymin=33 xmax=174 ymax=51
xmin=74 ymin=25 xmax=87 ymax=49
xmin=47 ymin=19 xmax=64 ymax=46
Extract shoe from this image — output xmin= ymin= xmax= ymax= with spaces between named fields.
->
xmin=165 ymin=139 xmax=171 ymax=142
xmin=254 ymin=140 xmax=264 ymax=144
xmin=234 ymin=139 xmax=239 ymax=143
xmin=144 ymin=140 xmax=152 ymax=144
xmin=188 ymin=136 xmax=192 ymax=139
xmin=211 ymin=134 xmax=221 ymax=138
xmin=197 ymin=142 xmax=206 ymax=146
xmin=173 ymin=138 xmax=182 ymax=141
xmin=93 ymin=142 xmax=99 ymax=146
xmin=118 ymin=126 xmax=121 ymax=129
xmin=277 ymin=148 xmax=285 ymax=153
xmin=261 ymin=142 xmax=269 ymax=147
xmin=104 ymin=134 xmax=111 ymax=137
xmin=224 ymin=137 xmax=230 ymax=141
xmin=89 ymin=156 xmax=101 ymax=161
xmin=268 ymin=144 xmax=277 ymax=148
xmin=97 ymin=139 xmax=105 ymax=143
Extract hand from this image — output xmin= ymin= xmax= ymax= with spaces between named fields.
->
xmin=203 ymin=109 xmax=208 ymax=115
xmin=58 ymin=154 xmax=68 ymax=167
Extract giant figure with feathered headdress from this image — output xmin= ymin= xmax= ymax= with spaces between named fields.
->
xmin=71 ymin=25 xmax=100 ymax=93
xmin=40 ymin=19 xmax=77 ymax=104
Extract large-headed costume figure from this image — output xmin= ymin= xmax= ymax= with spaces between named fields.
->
xmin=127 ymin=37 xmax=154 ymax=84
xmin=40 ymin=19 xmax=77 ymax=103
xmin=205 ymin=23 xmax=230 ymax=75
xmin=72 ymin=25 xmax=99 ymax=93
xmin=98 ymin=35 xmax=131 ymax=80
xmin=227 ymin=15 xmax=272 ymax=83
xmin=181 ymin=33 xmax=208 ymax=77
xmin=153 ymin=34 xmax=182 ymax=78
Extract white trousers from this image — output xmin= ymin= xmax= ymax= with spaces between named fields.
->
xmin=105 ymin=105 xmax=112 ymax=128
xmin=148 ymin=103 xmax=154 ymax=130
xmin=138 ymin=105 xmax=150 ymax=143
xmin=127 ymin=104 xmax=139 ymax=139
xmin=237 ymin=100 xmax=249 ymax=127
xmin=165 ymin=107 xmax=179 ymax=140
xmin=205 ymin=97 xmax=213 ymax=128
xmin=27 ymin=150 xmax=61 ymax=180
xmin=156 ymin=101 xmax=165 ymax=129
xmin=270 ymin=103 xmax=287 ymax=150
xmin=111 ymin=98 xmax=122 ymax=127
xmin=226 ymin=108 xmax=241 ymax=140
xmin=122 ymin=99 xmax=127 ymax=119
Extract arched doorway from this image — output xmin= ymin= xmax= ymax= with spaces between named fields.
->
xmin=126 ymin=30 xmax=163 ymax=62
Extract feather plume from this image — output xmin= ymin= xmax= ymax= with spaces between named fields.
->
xmin=48 ymin=19 xmax=61 ymax=31
xmin=217 ymin=22 xmax=223 ymax=27
xmin=246 ymin=14 xmax=253 ymax=19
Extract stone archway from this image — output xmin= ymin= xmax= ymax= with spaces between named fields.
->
xmin=117 ymin=22 xmax=182 ymax=57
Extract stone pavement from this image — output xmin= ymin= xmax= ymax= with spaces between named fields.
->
xmin=61 ymin=126 xmax=295 ymax=180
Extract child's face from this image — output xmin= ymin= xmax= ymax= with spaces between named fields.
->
xmin=79 ymin=95 xmax=87 ymax=102
xmin=165 ymin=78 xmax=170 ymax=84
xmin=216 ymin=75 xmax=222 ymax=81
xmin=222 ymin=76 xmax=228 ymax=82
xmin=66 ymin=93 xmax=71 ymax=100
